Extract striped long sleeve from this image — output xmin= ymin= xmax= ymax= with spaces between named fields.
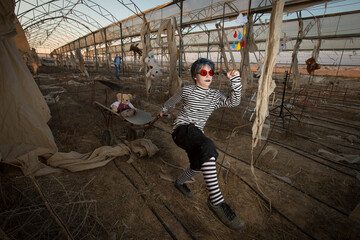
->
xmin=161 ymin=75 xmax=242 ymax=132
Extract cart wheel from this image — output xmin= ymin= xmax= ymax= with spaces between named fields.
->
xmin=101 ymin=130 xmax=112 ymax=146
xmin=135 ymin=129 xmax=145 ymax=139
xmin=127 ymin=128 xmax=145 ymax=141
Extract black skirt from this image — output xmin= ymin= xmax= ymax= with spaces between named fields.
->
xmin=172 ymin=123 xmax=218 ymax=171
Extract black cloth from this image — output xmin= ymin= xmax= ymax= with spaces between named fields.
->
xmin=172 ymin=124 xmax=218 ymax=170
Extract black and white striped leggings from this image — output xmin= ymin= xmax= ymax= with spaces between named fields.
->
xmin=176 ymin=157 xmax=224 ymax=206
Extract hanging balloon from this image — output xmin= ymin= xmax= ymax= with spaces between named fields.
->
xmin=236 ymin=42 xmax=241 ymax=50
xmin=238 ymin=32 xmax=241 ymax=39
xmin=233 ymin=31 xmax=237 ymax=38
xmin=241 ymin=40 xmax=245 ymax=47
xmin=232 ymin=41 xmax=236 ymax=49
xmin=243 ymin=27 xmax=246 ymax=35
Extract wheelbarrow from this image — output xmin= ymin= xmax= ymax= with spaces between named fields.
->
xmin=93 ymin=101 xmax=159 ymax=145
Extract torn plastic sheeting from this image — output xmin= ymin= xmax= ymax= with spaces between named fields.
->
xmin=326 ymin=135 xmax=342 ymax=141
xmin=159 ymin=173 xmax=175 ymax=182
xmin=327 ymin=135 xmax=359 ymax=145
xmin=260 ymin=119 xmax=271 ymax=141
xmin=40 ymin=85 xmax=66 ymax=104
xmin=67 ymin=80 xmax=92 ymax=86
xmin=272 ymin=173 xmax=292 ymax=184
xmin=40 ymin=84 xmax=66 ymax=91
xmin=44 ymin=94 xmax=60 ymax=104
xmin=318 ymin=149 xmax=360 ymax=164
xmin=259 ymin=145 xmax=278 ymax=161
xmin=346 ymin=135 xmax=359 ymax=145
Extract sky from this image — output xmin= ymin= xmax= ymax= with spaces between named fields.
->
xmin=88 ymin=0 xmax=171 ymax=28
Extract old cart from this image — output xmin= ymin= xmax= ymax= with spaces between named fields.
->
xmin=94 ymin=101 xmax=159 ymax=145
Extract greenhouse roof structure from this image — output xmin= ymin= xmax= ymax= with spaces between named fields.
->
xmin=16 ymin=0 xmax=360 ymax=56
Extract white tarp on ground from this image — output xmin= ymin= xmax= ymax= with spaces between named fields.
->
xmin=0 ymin=0 xmax=134 ymax=176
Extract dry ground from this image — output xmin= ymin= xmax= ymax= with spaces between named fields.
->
xmin=1 ymin=65 xmax=360 ymax=239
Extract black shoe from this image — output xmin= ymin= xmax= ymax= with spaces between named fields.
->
xmin=174 ymin=181 xmax=194 ymax=198
xmin=207 ymin=199 xmax=245 ymax=230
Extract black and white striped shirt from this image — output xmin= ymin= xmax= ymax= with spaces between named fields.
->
xmin=161 ymin=75 xmax=242 ymax=132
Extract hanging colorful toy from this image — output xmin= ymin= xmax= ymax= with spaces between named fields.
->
xmin=232 ymin=13 xmax=248 ymax=51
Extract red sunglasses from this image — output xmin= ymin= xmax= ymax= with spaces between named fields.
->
xmin=198 ymin=69 xmax=214 ymax=77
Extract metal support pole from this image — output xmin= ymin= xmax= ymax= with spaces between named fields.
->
xmin=335 ymin=39 xmax=347 ymax=84
xmin=178 ymin=1 xmax=183 ymax=77
xmin=240 ymin=0 xmax=252 ymax=77
xmin=120 ymin=23 xmax=125 ymax=75
xmin=84 ymin=36 xmax=88 ymax=63
xmin=93 ymin=32 xmax=98 ymax=71
xmin=104 ymin=28 xmax=110 ymax=71
xmin=207 ymin=31 xmax=210 ymax=59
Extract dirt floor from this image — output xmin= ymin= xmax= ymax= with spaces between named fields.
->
xmin=1 ymin=64 xmax=360 ymax=239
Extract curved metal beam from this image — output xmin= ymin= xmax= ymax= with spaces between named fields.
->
xmin=81 ymin=0 xmax=119 ymax=23
xmin=24 ymin=16 xmax=93 ymax=32
xmin=16 ymin=0 xmax=58 ymax=18
xmin=113 ymin=0 xmax=145 ymax=19
xmin=21 ymin=8 xmax=103 ymax=30
xmin=39 ymin=0 xmax=82 ymax=45
xmin=17 ymin=0 xmax=118 ymax=27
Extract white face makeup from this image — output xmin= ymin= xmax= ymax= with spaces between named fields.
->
xmin=194 ymin=65 xmax=213 ymax=89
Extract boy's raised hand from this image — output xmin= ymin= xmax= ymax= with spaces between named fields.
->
xmin=227 ymin=70 xmax=240 ymax=79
